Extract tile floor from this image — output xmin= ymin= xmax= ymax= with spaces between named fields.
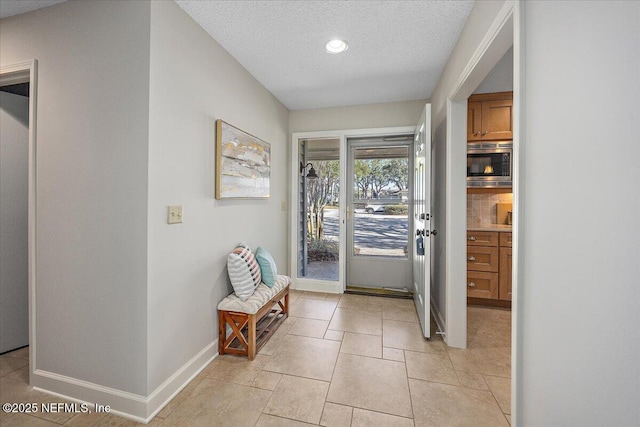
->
xmin=0 ymin=291 xmax=511 ymax=426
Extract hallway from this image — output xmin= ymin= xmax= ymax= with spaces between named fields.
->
xmin=0 ymin=291 xmax=511 ymax=426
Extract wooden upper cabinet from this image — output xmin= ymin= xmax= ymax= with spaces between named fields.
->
xmin=467 ymin=101 xmax=483 ymax=141
xmin=467 ymin=92 xmax=513 ymax=142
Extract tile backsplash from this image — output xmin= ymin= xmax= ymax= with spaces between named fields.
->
xmin=467 ymin=193 xmax=513 ymax=225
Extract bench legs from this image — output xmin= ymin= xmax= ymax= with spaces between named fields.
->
xmin=218 ymin=285 xmax=289 ymax=360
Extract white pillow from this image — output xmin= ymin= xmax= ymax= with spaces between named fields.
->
xmin=227 ymin=243 xmax=261 ymax=301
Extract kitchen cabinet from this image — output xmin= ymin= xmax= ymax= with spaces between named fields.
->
xmin=499 ymin=232 xmax=512 ymax=301
xmin=467 ymin=92 xmax=513 ymax=142
xmin=467 ymin=230 xmax=512 ymax=302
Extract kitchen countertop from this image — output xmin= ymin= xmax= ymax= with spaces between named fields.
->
xmin=468 ymin=224 xmax=512 ymax=232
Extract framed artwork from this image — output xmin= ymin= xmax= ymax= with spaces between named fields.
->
xmin=215 ymin=119 xmax=271 ymax=199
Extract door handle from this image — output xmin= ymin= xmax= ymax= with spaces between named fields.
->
xmin=468 ymin=256 xmax=476 ymax=261
xmin=468 ymin=282 xmax=476 ymax=287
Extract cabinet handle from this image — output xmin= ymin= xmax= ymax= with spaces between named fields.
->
xmin=474 ymin=132 xmax=480 ymax=136
xmin=482 ymin=131 xmax=488 ymax=135
xmin=468 ymin=256 xmax=476 ymax=261
xmin=468 ymin=236 xmax=476 ymax=241
xmin=468 ymin=282 xmax=476 ymax=287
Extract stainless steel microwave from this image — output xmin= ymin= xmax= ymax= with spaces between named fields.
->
xmin=467 ymin=142 xmax=512 ymax=188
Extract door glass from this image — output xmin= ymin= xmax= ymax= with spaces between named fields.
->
xmin=297 ymin=138 xmax=340 ymax=281
xmin=352 ymin=146 xmax=409 ymax=258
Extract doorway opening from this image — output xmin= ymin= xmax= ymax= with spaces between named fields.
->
xmin=291 ymin=115 xmax=433 ymax=339
xmin=346 ymin=137 xmax=412 ymax=293
xmin=0 ymin=60 xmax=37 ymax=381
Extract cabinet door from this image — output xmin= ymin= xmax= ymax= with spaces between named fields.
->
xmin=499 ymin=247 xmax=513 ymax=301
xmin=481 ymin=99 xmax=513 ymax=140
xmin=499 ymin=232 xmax=512 ymax=247
xmin=467 ymin=271 xmax=499 ymax=299
xmin=467 ymin=101 xmax=483 ymax=141
xmin=467 ymin=231 xmax=499 ymax=247
xmin=467 ymin=246 xmax=499 ymax=272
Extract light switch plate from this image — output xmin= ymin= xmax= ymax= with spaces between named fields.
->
xmin=168 ymin=205 xmax=183 ymax=224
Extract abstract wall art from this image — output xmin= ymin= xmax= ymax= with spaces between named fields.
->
xmin=215 ymin=120 xmax=270 ymax=199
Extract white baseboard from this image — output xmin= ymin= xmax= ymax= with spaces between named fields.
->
xmin=145 ymin=341 xmax=217 ymax=420
xmin=31 ymin=340 xmax=218 ymax=423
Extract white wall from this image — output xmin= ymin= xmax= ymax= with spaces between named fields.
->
xmin=473 ymin=46 xmax=513 ymax=94
xmin=0 ymin=90 xmax=29 ymax=353
xmin=520 ymin=2 xmax=640 ymax=425
xmin=0 ymin=0 xmax=150 ymax=395
xmin=431 ymin=0 xmax=510 ymax=127
xmin=147 ymin=0 xmax=289 ymax=393
xmin=289 ymin=99 xmax=427 ymax=133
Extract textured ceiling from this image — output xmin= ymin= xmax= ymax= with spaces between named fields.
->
xmin=1 ymin=0 xmax=475 ymax=111
xmin=176 ymin=0 xmax=475 ymax=110
xmin=0 ymin=0 xmax=66 ymax=19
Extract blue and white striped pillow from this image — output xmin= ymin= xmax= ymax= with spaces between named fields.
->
xmin=227 ymin=243 xmax=262 ymax=301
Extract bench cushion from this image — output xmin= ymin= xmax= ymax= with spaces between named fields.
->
xmin=218 ymin=274 xmax=291 ymax=315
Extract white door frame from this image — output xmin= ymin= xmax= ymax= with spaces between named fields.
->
xmin=0 ymin=60 xmax=38 ymax=381
xmin=290 ymin=126 xmax=415 ymax=294
xmin=443 ymin=0 xmax=523 ymax=423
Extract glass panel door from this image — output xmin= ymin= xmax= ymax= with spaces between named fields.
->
xmin=346 ymin=139 xmax=413 ymax=290
xmin=296 ymin=138 xmax=340 ymax=282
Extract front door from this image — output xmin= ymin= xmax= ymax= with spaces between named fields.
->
xmin=346 ymin=137 xmax=412 ymax=290
xmin=413 ymin=105 xmax=432 ymax=338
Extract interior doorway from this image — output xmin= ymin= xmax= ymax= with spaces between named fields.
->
xmin=443 ymin=1 xmax=521 ymax=420
xmin=0 ymin=81 xmax=29 ymax=354
xmin=0 ymin=60 xmax=37 ymax=379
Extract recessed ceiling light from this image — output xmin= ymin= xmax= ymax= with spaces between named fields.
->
xmin=325 ymin=39 xmax=349 ymax=54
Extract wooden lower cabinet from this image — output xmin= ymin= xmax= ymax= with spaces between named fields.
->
xmin=467 ymin=271 xmax=499 ymax=299
xmin=499 ymin=247 xmax=512 ymax=301
xmin=467 ymin=231 xmax=512 ymax=303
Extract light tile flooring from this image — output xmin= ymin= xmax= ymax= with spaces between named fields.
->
xmin=0 ymin=291 xmax=511 ymax=426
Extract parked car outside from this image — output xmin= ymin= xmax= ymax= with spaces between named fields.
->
xmin=364 ymin=204 xmax=386 ymax=214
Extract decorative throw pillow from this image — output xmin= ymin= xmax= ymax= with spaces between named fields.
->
xmin=227 ymin=243 xmax=261 ymax=301
xmin=255 ymin=247 xmax=277 ymax=287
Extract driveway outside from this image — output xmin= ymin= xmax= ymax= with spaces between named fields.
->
xmin=322 ymin=208 xmax=408 ymax=256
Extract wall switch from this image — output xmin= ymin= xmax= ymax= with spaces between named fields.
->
xmin=168 ymin=205 xmax=183 ymax=224
xmin=281 ymin=201 xmax=287 ymax=212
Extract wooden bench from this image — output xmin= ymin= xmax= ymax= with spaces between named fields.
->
xmin=217 ymin=275 xmax=290 ymax=360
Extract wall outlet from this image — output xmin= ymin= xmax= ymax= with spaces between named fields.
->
xmin=168 ymin=205 xmax=183 ymax=224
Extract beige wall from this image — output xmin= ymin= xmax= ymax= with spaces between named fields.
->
xmin=520 ymin=1 xmax=639 ymax=425
xmin=289 ymin=99 xmax=427 ymax=133
xmin=1 ymin=0 xmax=290 ymax=418
xmin=0 ymin=0 xmax=151 ymax=396
xmin=147 ymin=0 xmax=289 ymax=395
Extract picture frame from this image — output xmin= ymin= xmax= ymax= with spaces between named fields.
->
xmin=215 ymin=119 xmax=271 ymax=199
